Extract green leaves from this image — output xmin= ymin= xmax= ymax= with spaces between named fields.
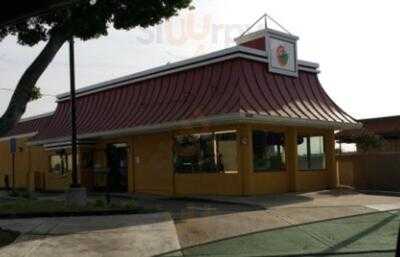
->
xmin=355 ymin=134 xmax=384 ymax=152
xmin=30 ymin=86 xmax=42 ymax=101
xmin=1 ymin=0 xmax=193 ymax=45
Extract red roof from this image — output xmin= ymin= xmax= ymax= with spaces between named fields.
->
xmin=2 ymin=113 xmax=53 ymax=139
xmin=32 ymin=50 xmax=357 ymax=143
xmin=336 ymin=115 xmax=400 ymax=142
xmin=240 ymin=37 xmax=265 ymax=51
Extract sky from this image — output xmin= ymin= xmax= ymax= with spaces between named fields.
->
xmin=1 ymin=0 xmax=399 ymax=119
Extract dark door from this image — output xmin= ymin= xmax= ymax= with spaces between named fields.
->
xmin=106 ymin=143 xmax=128 ymax=192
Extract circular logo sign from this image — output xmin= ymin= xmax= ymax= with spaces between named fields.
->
xmin=276 ymin=45 xmax=289 ymax=66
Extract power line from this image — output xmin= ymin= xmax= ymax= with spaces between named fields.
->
xmin=0 ymin=87 xmax=56 ymax=97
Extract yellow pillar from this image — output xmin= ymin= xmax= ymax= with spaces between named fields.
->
xmin=27 ymin=145 xmax=34 ymax=192
xmin=128 ymin=136 xmax=135 ymax=193
xmin=326 ymin=130 xmax=338 ymax=188
xmin=287 ymin=127 xmax=298 ymax=192
xmin=239 ymin=124 xmax=253 ymax=195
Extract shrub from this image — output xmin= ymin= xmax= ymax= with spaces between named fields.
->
xmin=8 ymin=191 xmax=19 ymax=197
xmin=125 ymin=200 xmax=136 ymax=209
xmin=20 ymin=190 xmax=32 ymax=199
xmin=94 ymin=199 xmax=105 ymax=208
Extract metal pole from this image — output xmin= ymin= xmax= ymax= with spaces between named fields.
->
xmin=396 ymin=224 xmax=400 ymax=257
xmin=12 ymin=153 xmax=15 ymax=191
xmin=69 ymin=37 xmax=79 ymax=187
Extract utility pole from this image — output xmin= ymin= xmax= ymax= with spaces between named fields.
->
xmin=69 ymin=37 xmax=79 ymax=187
xmin=10 ymin=138 xmax=16 ymax=192
xmin=65 ymin=36 xmax=86 ymax=206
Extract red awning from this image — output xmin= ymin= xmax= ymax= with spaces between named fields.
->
xmin=33 ymin=56 xmax=357 ymax=143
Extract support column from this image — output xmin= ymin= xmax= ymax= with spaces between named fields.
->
xmin=326 ymin=130 xmax=338 ymax=188
xmin=287 ymin=127 xmax=298 ymax=192
xmin=239 ymin=124 xmax=253 ymax=195
xmin=128 ymin=136 xmax=135 ymax=193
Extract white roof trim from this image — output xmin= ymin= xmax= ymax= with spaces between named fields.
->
xmin=43 ymin=140 xmax=96 ymax=151
xmin=19 ymin=111 xmax=54 ymax=123
xmin=57 ymin=46 xmax=320 ymax=102
xmin=0 ymin=132 xmax=38 ymax=142
xmin=234 ymin=28 xmax=299 ymax=45
xmin=29 ymin=113 xmax=360 ymax=146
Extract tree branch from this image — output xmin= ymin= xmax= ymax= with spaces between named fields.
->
xmin=0 ymin=29 xmax=68 ymax=136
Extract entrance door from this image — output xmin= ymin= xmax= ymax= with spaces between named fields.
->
xmin=107 ymin=143 xmax=128 ymax=192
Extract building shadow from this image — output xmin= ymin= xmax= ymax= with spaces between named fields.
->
xmin=156 ymin=209 xmax=400 ymax=257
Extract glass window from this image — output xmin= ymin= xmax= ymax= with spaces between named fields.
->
xmin=252 ymin=131 xmax=286 ymax=171
xmin=50 ymin=155 xmax=63 ymax=175
xmin=297 ymin=135 xmax=326 ymax=170
xmin=174 ymin=131 xmax=238 ymax=173
xmin=49 ymin=153 xmax=73 ymax=175
xmin=81 ymin=151 xmax=93 ymax=169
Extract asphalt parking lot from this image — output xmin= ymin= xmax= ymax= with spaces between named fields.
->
xmin=162 ymin=210 xmax=400 ymax=257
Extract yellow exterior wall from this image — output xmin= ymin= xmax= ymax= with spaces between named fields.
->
xmin=0 ymin=138 xmax=31 ymax=189
xmin=0 ymin=138 xmax=53 ymax=191
xmin=133 ymin=133 xmax=174 ymax=195
xmin=0 ymin=140 xmax=11 ymax=188
xmin=0 ymin=123 xmax=337 ymax=196
xmin=295 ymin=171 xmax=328 ymax=192
xmin=251 ymin=172 xmax=290 ymax=194
xmin=44 ymin=172 xmax=72 ymax=192
xmin=175 ymin=173 xmax=242 ymax=195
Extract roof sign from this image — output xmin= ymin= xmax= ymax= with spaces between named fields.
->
xmin=237 ymin=14 xmax=299 ymax=77
xmin=266 ymin=30 xmax=298 ymax=77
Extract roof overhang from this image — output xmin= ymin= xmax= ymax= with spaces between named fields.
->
xmin=43 ymin=139 xmax=96 ymax=151
xmin=0 ymin=132 xmax=38 ymax=142
xmin=30 ymin=113 xmax=361 ymax=146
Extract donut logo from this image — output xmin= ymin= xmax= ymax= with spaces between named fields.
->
xmin=276 ymin=45 xmax=289 ymax=66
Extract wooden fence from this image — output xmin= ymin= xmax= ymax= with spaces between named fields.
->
xmin=337 ymin=152 xmax=400 ymax=191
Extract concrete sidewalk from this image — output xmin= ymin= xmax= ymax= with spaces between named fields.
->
xmin=0 ymin=213 xmax=181 ymax=257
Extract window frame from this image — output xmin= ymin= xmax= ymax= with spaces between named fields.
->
xmin=252 ymin=129 xmax=287 ymax=173
xmin=173 ymin=129 xmax=239 ymax=174
xmin=297 ymin=134 xmax=327 ymax=172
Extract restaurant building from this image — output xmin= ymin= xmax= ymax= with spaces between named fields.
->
xmin=0 ymin=28 xmax=360 ymax=195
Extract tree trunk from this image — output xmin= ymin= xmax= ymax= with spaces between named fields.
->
xmin=0 ymin=29 xmax=68 ymax=136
